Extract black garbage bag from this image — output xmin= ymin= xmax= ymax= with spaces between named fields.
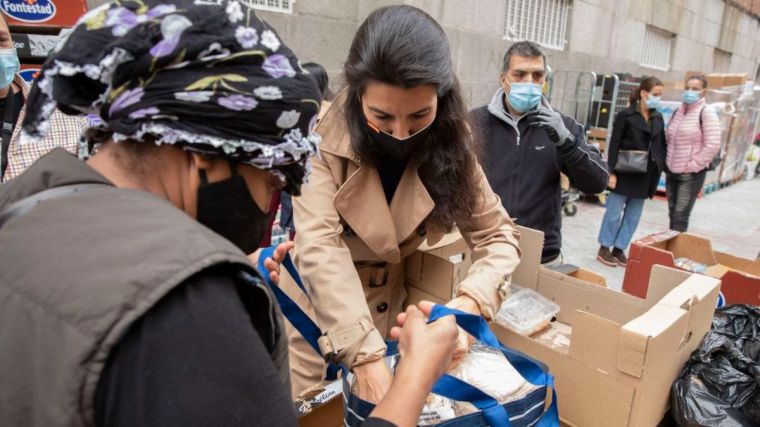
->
xmin=671 ymin=304 xmax=760 ymax=426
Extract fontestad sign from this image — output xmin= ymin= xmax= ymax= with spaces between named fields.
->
xmin=1 ymin=0 xmax=57 ymax=24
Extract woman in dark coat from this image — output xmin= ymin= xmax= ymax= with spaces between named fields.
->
xmin=597 ymin=77 xmax=666 ymax=267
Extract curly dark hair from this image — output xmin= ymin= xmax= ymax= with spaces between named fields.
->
xmin=343 ymin=5 xmax=483 ymax=231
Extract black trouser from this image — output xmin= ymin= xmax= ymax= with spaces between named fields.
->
xmin=665 ymin=170 xmax=707 ymax=232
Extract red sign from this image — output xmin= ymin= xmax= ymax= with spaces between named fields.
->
xmin=1 ymin=0 xmax=87 ymax=29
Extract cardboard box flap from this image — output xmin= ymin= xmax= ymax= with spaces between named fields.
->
xmin=538 ymin=267 xmax=645 ymax=326
xmin=617 ymin=305 xmax=687 ymax=378
xmin=644 ymin=265 xmax=694 ymax=307
xmin=714 ymin=251 xmax=760 ymax=278
xmin=656 ymin=273 xmax=721 ymax=310
xmin=746 ymin=258 xmax=760 ymax=277
xmin=512 ymin=226 xmax=544 ymax=289
xmin=665 ymin=233 xmax=718 ymax=265
xmin=568 ymin=311 xmax=623 ymax=376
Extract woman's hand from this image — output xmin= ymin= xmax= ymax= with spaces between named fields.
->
xmin=608 ymin=174 xmax=617 ymax=190
xmin=444 ymin=295 xmax=480 ymax=364
xmin=390 ymin=301 xmax=459 ymax=387
xmin=248 ymin=241 xmax=294 ymax=285
xmin=352 ymin=357 xmax=393 ymax=404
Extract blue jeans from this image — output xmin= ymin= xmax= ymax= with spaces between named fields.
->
xmin=598 ymin=192 xmax=645 ymax=250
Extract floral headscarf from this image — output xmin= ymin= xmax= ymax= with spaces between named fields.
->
xmin=22 ymin=0 xmax=321 ymax=194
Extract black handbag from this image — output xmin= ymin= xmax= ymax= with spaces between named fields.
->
xmin=614 ymin=150 xmax=648 ymax=173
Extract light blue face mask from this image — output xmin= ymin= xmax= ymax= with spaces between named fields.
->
xmin=0 ymin=48 xmax=20 ymax=89
xmin=645 ymin=95 xmax=661 ymax=109
xmin=506 ymin=80 xmax=543 ymax=113
xmin=682 ymin=90 xmax=700 ymax=105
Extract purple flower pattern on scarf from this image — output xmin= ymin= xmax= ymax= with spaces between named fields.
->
xmin=129 ymin=107 xmax=160 ymax=119
xmin=262 ymin=54 xmax=296 ymax=79
xmin=105 ymin=4 xmax=177 ymax=37
xmin=109 ymin=87 xmax=145 ymax=117
xmin=218 ymin=94 xmax=258 ymax=111
xmin=150 ymin=14 xmax=193 ymax=58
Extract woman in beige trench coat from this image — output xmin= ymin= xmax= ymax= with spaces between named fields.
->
xmin=281 ymin=5 xmax=522 ymax=403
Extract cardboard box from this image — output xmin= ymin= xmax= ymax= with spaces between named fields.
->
xmin=623 ymin=230 xmax=760 ymax=305
xmin=548 ymin=264 xmax=608 ymax=288
xmin=405 ymin=231 xmax=472 ymax=302
xmin=1 ymin=0 xmax=87 ymax=29
xmin=491 ymin=227 xmax=720 ymax=427
xmin=706 ymin=74 xmax=726 ymax=90
xmin=722 ymin=73 xmax=747 ymax=87
xmin=297 ymin=381 xmax=343 ymax=427
xmin=587 ymin=127 xmax=607 ymax=153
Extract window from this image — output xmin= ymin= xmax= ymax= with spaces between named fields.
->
xmin=640 ymin=25 xmax=674 ymax=71
xmin=713 ymin=48 xmax=732 ymax=73
xmin=243 ymin=0 xmax=294 ymax=14
xmin=505 ymin=0 xmax=571 ymax=51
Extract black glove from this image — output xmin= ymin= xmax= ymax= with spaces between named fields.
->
xmin=526 ymin=110 xmax=573 ymax=146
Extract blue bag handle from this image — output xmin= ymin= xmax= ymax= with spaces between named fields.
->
xmin=257 ymin=246 xmax=340 ymax=380
xmin=426 ymin=305 xmax=559 ymax=427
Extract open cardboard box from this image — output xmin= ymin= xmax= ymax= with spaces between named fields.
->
xmin=405 ymin=231 xmax=472 ymax=303
xmin=489 ymin=227 xmax=721 ymax=427
xmin=623 ymin=230 xmax=760 ymax=305
xmin=296 ymin=381 xmax=343 ymax=427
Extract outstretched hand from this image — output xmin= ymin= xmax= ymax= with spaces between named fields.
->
xmin=250 ymin=241 xmax=294 ymax=285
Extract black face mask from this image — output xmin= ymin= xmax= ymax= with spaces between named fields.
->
xmin=364 ymin=115 xmax=433 ymax=160
xmin=196 ymin=163 xmax=270 ymax=254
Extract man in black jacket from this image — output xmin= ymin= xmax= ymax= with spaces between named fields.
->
xmin=472 ymin=41 xmax=608 ymax=264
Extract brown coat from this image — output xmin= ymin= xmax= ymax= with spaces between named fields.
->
xmin=282 ymin=95 xmax=521 ymax=396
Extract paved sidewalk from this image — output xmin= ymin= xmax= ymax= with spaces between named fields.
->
xmin=560 ymin=177 xmax=760 ymax=291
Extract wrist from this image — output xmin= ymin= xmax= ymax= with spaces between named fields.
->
xmin=448 ymin=294 xmax=481 ymax=315
xmin=395 ymin=359 xmax=439 ymax=392
xmin=352 ymin=356 xmax=385 ymax=374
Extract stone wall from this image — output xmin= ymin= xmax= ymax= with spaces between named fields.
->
xmin=85 ymin=0 xmax=760 ymax=108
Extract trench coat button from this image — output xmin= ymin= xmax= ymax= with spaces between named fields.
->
xmin=376 ymin=302 xmax=389 ymax=313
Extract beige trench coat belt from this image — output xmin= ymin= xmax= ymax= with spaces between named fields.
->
xmin=317 ymin=319 xmax=375 ymax=361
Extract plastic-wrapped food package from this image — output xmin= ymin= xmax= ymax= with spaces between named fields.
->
xmin=417 ymin=394 xmax=457 ymax=426
xmin=449 ymin=342 xmax=528 ymax=400
xmin=495 ymin=288 xmax=560 ymax=335
xmin=674 ymin=257 xmax=708 ymax=274
xmin=393 ymin=341 xmax=537 ymax=424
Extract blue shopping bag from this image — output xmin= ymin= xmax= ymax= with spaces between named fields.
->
xmin=257 ymin=246 xmax=559 ymax=427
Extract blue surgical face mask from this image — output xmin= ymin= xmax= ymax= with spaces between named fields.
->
xmin=505 ymin=79 xmax=543 ymax=113
xmin=645 ymin=95 xmax=660 ymax=109
xmin=682 ymin=90 xmax=700 ymax=105
xmin=0 ymin=48 xmax=20 ymax=89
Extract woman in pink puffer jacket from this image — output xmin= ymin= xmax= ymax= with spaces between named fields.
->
xmin=664 ymin=74 xmax=721 ymax=232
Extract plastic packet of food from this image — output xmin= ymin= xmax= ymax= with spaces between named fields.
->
xmin=495 ymin=288 xmax=560 ymax=335
xmin=418 ymin=393 xmax=457 ymax=426
xmin=447 ymin=342 xmax=529 ymax=402
xmin=675 ymin=257 xmax=707 ymax=274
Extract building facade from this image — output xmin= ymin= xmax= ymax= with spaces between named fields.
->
xmin=86 ymin=0 xmax=760 ymax=107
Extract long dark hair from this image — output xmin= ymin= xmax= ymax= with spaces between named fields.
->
xmin=629 ymin=76 xmax=663 ymax=106
xmin=343 ymin=5 xmax=482 ymax=231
